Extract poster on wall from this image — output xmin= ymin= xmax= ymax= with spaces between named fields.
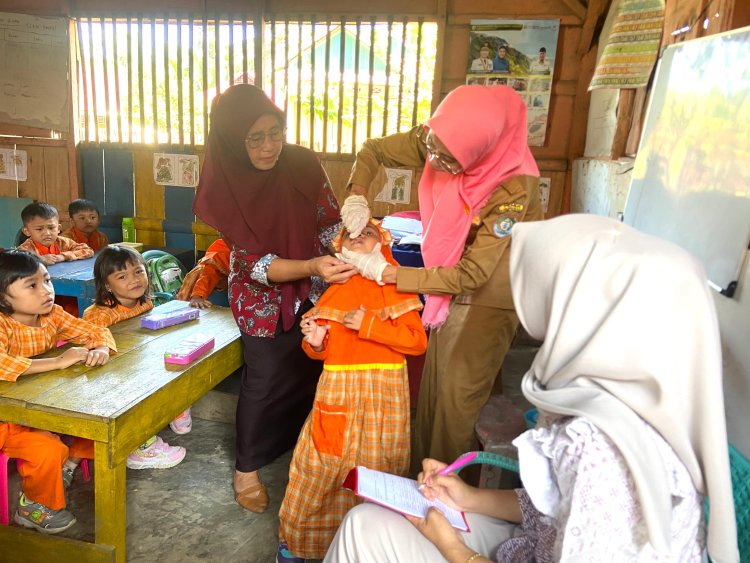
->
xmin=374 ymin=168 xmax=413 ymax=205
xmin=0 ymin=13 xmax=69 ymax=132
xmin=466 ymin=19 xmax=560 ymax=146
xmin=0 ymin=148 xmax=28 ymax=181
xmin=153 ymin=153 xmax=200 ymax=187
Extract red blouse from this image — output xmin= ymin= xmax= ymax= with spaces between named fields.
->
xmin=229 ymin=181 xmax=342 ymax=337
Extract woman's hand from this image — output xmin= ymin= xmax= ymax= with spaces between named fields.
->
xmin=417 ymin=458 xmax=479 ymax=512
xmin=301 ymin=316 xmax=328 ymax=349
xmin=380 ymin=264 xmax=398 ymax=284
xmin=309 ymin=255 xmax=357 ymax=284
xmin=340 ymin=194 xmax=371 ymax=238
xmin=342 ymin=305 xmax=366 ymax=331
xmin=405 ymin=509 xmax=478 ymax=563
xmin=337 ymin=245 xmax=390 ymax=284
xmin=189 ymin=296 xmax=213 ymax=309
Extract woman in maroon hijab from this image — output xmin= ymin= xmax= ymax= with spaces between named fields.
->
xmin=194 ymin=85 xmax=355 ymax=512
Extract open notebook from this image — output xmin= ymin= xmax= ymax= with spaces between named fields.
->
xmin=343 ymin=466 xmax=469 ymax=531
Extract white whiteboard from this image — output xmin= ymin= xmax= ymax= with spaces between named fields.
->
xmin=623 ymin=26 xmax=750 ymax=297
xmin=0 ymin=12 xmax=69 ymax=132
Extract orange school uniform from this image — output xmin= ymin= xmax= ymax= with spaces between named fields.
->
xmin=175 ymin=239 xmax=230 ymax=301
xmin=0 ymin=306 xmax=117 ymax=508
xmin=82 ymin=299 xmax=154 ymax=328
xmin=0 ymin=423 xmax=69 ymax=510
xmin=0 ymin=305 xmax=116 ymax=381
xmin=278 ymin=271 xmax=427 ymax=559
xmin=17 ymin=235 xmax=94 ymax=261
xmin=61 ymin=227 xmax=110 ymax=252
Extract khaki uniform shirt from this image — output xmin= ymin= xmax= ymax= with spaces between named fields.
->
xmin=348 ymin=125 xmax=543 ymax=311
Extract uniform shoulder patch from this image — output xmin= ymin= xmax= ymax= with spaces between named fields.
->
xmin=493 ymin=216 xmax=516 ymax=238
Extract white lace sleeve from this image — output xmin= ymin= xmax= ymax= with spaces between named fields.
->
xmin=514 ymin=417 xmax=704 ymax=562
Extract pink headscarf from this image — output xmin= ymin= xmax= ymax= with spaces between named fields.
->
xmin=419 ymin=85 xmax=539 ymax=327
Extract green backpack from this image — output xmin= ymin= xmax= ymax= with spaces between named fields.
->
xmin=142 ymin=250 xmax=186 ymax=304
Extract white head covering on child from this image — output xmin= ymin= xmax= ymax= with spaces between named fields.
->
xmin=509 ymin=214 xmax=738 ymax=563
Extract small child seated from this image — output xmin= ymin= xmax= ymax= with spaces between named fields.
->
xmin=17 ymin=202 xmax=94 ymax=265
xmin=277 ymin=220 xmax=428 ymax=561
xmin=61 ymin=198 xmax=110 ymax=251
xmin=83 ymin=245 xmax=188 ymax=467
xmin=0 ymin=249 xmax=116 ymax=533
xmin=176 ymin=238 xmax=230 ymax=308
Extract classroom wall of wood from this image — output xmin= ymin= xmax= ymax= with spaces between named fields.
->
xmin=1 ymin=0 xmax=594 ymax=251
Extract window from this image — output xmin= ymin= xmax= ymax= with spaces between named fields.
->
xmin=74 ymin=15 xmax=437 ymax=153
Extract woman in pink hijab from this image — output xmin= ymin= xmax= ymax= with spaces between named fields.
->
xmin=341 ymin=85 xmax=543 ymax=471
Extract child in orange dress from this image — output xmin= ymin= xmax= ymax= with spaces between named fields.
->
xmin=0 ymin=249 xmax=115 ymax=534
xmin=17 ymin=202 xmax=94 ymax=317
xmin=61 ymin=199 xmax=110 ymax=251
xmin=277 ymin=221 xmax=427 ymax=561
xmin=176 ymin=238 xmax=231 ymax=309
xmin=82 ymin=245 xmax=188 ymax=467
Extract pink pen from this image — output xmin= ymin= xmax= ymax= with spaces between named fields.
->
xmin=417 ymin=451 xmax=479 ymax=490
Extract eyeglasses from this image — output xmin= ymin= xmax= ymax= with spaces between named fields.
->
xmin=423 ymin=134 xmax=462 ymax=175
xmin=245 ymin=126 xmax=286 ymax=148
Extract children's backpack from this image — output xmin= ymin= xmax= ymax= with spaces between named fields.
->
xmin=142 ymin=250 xmax=186 ymax=304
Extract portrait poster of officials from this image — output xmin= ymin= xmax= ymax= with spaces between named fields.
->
xmin=467 ymin=19 xmax=560 ymax=146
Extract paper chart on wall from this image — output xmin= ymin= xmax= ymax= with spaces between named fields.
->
xmin=0 ymin=148 xmax=28 ymax=181
xmin=153 ymin=153 xmax=200 ymax=187
xmin=374 ymin=168 xmax=413 ymax=204
xmin=539 ymin=177 xmax=551 ymax=214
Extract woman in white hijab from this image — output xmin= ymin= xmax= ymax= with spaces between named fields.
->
xmin=324 ymin=214 xmax=738 ymax=563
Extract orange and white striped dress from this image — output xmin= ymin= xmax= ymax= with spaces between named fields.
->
xmin=278 ymin=271 xmax=427 ymax=559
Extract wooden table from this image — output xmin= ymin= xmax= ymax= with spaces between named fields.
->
xmin=47 ymin=256 xmax=97 ymax=315
xmin=0 ymin=306 xmax=242 ymax=562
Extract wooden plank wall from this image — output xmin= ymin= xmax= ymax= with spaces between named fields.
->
xmin=8 ymin=0 xmax=743 ymax=251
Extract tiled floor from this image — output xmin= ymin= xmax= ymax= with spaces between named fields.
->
xmin=5 ymin=344 xmax=538 ymax=562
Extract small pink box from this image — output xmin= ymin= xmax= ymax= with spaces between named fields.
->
xmin=164 ymin=333 xmax=215 ymax=365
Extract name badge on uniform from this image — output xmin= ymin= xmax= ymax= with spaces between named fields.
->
xmin=493 ymin=216 xmax=516 ymax=238
xmin=497 ymin=203 xmax=524 ymax=213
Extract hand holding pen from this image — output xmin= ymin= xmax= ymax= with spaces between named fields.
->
xmin=417 ymin=451 xmax=479 ymax=493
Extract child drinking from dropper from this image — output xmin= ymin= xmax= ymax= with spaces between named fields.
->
xmin=82 ymin=245 xmax=189 ymax=468
xmin=0 ymin=249 xmax=116 ymax=534
xmin=276 ymin=220 xmax=428 ymax=562
xmin=61 ymin=198 xmax=110 ymax=251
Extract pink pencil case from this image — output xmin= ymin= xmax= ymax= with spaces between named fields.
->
xmin=164 ymin=333 xmax=215 ymax=365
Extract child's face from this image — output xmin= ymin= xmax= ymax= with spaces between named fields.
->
xmin=105 ymin=260 xmax=149 ymax=307
xmin=71 ymin=209 xmax=100 ymax=235
xmin=341 ymin=224 xmax=381 ymax=254
xmin=5 ymin=264 xmax=55 ymax=320
xmin=22 ymin=216 xmax=60 ymax=247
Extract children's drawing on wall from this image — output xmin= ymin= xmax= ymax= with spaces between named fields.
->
xmin=178 ymin=156 xmax=199 ymax=187
xmin=375 ymin=168 xmax=413 ymax=205
xmin=539 ymin=176 xmax=551 ymax=214
xmin=0 ymin=148 xmax=28 ymax=181
xmin=155 ymin=156 xmax=174 ymax=184
xmin=466 ymin=19 xmax=560 ymax=146
xmin=153 ymin=153 xmax=200 ymax=187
